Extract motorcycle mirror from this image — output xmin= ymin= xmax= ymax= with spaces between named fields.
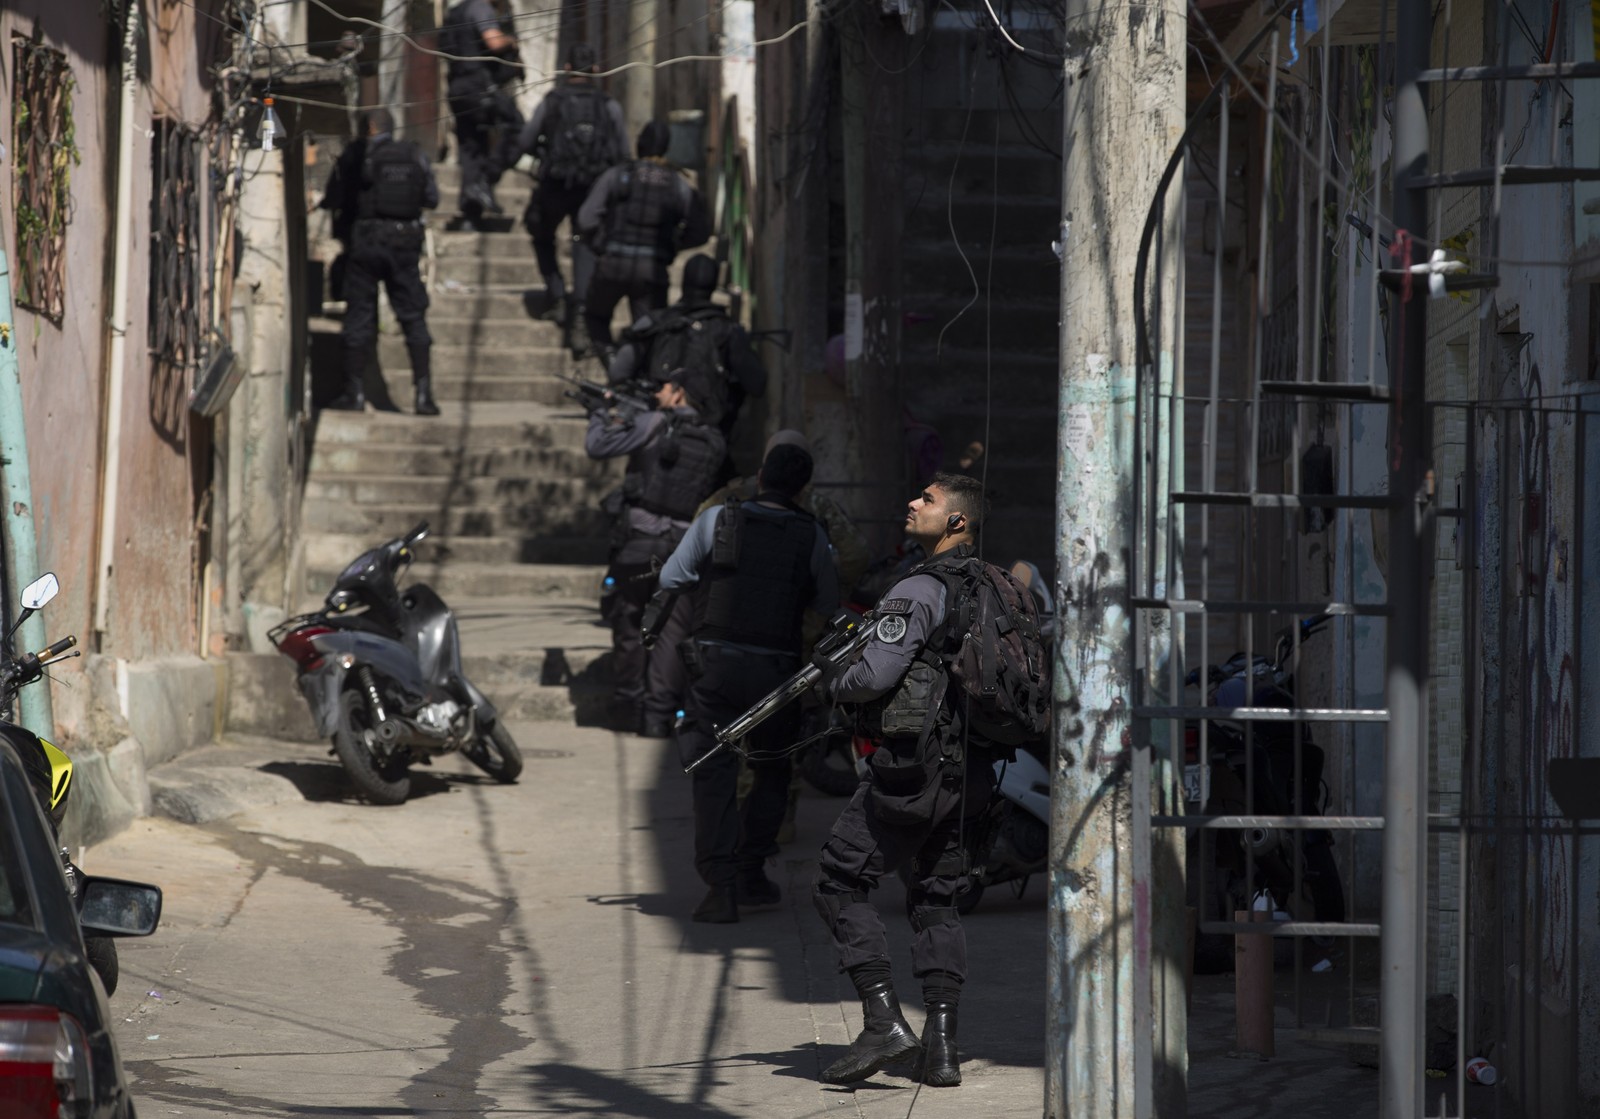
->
xmin=77 ymin=876 xmax=163 ymax=938
xmin=19 ymin=572 xmax=58 ymax=611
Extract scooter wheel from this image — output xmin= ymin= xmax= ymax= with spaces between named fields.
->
xmin=332 ymin=688 xmax=412 ymax=805
xmin=468 ymin=720 xmax=523 ymax=783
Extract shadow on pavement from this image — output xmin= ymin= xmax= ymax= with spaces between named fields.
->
xmin=524 ymin=1062 xmax=744 ymax=1117
xmin=259 ymin=758 xmax=474 ymax=804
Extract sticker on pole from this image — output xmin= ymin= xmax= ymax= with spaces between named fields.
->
xmin=876 ymin=615 xmax=908 ymax=643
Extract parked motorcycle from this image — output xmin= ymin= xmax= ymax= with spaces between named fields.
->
xmin=1184 ymin=614 xmax=1348 ymax=972
xmin=269 ymin=522 xmax=523 ymax=805
xmin=0 ymin=571 xmax=124 ymax=993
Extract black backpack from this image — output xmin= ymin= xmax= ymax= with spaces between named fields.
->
xmin=925 ymin=555 xmax=1052 ymax=748
xmin=542 ymin=87 xmax=614 ymax=185
xmin=628 ymin=306 xmax=726 ymax=383
xmin=363 ymin=140 xmax=428 ymax=220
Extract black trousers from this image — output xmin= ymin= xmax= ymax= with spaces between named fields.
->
xmin=449 ymin=84 xmax=521 ymax=217
xmin=341 ymin=225 xmax=431 ymax=367
xmin=584 ymin=253 xmax=670 ymax=356
xmin=600 ymin=532 xmax=688 ymax=723
xmin=526 ymin=178 xmax=598 ymax=302
xmin=813 ymin=753 xmax=995 ymax=987
xmin=676 ymin=642 xmax=801 ymax=888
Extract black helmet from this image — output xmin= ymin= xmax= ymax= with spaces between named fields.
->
xmin=682 ymin=254 xmax=718 ymax=297
xmin=636 ymin=120 xmax=671 ymax=159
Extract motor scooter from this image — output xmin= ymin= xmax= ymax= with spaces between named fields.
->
xmin=269 ymin=522 xmax=522 ymax=805
xmin=0 ymin=571 xmax=126 ymax=993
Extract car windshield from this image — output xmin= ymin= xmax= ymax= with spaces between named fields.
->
xmin=0 ymin=812 xmax=35 ymax=928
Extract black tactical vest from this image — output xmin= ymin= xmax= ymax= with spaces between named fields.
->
xmin=627 ymin=414 xmax=725 ymax=521
xmin=359 ymin=139 xmax=428 ymax=221
xmin=696 ymin=499 xmax=817 ymax=652
xmin=606 ymin=160 xmax=687 ymax=258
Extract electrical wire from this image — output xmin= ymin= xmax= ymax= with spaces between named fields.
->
xmin=982 ymin=0 xmax=1034 ymax=52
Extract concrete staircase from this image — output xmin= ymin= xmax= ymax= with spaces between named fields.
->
xmin=298 ymin=164 xmax=621 ymax=727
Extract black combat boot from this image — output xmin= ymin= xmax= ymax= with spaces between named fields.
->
xmin=820 ymin=979 xmax=922 ymax=1085
xmin=540 ymin=274 xmax=566 ymax=322
xmin=736 ymin=865 xmax=781 ymax=909
xmin=410 ymin=343 xmax=440 ymax=416
xmin=917 ymin=1002 xmax=961 ymax=1087
xmin=325 ymin=351 xmax=366 ymax=411
xmin=692 ymin=884 xmax=738 ymax=924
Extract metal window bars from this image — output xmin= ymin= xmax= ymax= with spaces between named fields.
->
xmin=10 ymin=32 xmax=76 ymax=324
xmin=1125 ymin=0 xmax=1600 ymax=1113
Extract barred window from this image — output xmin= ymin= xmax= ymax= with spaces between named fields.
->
xmin=148 ymin=119 xmax=204 ymax=385
xmin=10 ymin=33 xmax=77 ymax=322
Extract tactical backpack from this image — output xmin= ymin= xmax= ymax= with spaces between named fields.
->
xmin=628 ymin=306 xmax=727 ymax=386
xmin=541 ymin=86 xmax=615 ymax=185
xmin=926 ymin=554 xmax=1052 ymax=748
xmin=363 ymin=140 xmax=428 ymax=220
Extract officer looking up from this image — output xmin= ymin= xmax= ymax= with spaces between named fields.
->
xmin=659 ymin=443 xmax=839 ymax=923
xmin=578 ymin=121 xmax=711 ymax=361
xmin=321 ymin=108 xmax=441 ymax=415
xmin=811 ymin=472 xmax=994 ymax=1089
xmin=606 ymin=254 xmax=766 ymax=435
xmin=517 ymin=43 xmax=627 ymax=350
xmin=584 ymin=374 xmax=725 ymax=737
xmin=440 ymin=0 xmax=523 ymax=229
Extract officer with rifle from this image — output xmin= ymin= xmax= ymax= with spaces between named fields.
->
xmin=606 ymin=254 xmax=765 ymax=434
xmin=583 ymin=370 xmax=725 ymax=737
xmin=440 ymin=0 xmax=523 ymax=229
xmin=321 ymin=108 xmax=441 ymax=414
xmin=577 ymin=121 xmax=712 ymax=361
xmin=654 ymin=443 xmax=838 ymax=923
xmin=517 ymin=43 xmax=627 ymax=352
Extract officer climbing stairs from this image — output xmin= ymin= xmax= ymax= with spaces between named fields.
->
xmin=302 ymin=162 xmax=622 ymax=726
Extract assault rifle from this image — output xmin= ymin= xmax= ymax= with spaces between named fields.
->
xmin=683 ymin=609 xmax=876 ymax=774
xmin=561 ymin=374 xmax=655 ymax=419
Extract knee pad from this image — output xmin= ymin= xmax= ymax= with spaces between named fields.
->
xmin=908 ymin=905 xmax=961 ymax=936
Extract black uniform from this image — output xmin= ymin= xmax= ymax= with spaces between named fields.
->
xmin=607 ymin=299 xmax=767 ymax=434
xmin=518 ymin=77 xmax=628 ymax=307
xmin=441 ymin=0 xmax=523 ymax=223
xmin=660 ymin=499 xmax=839 ymax=893
xmin=323 ymin=134 xmax=440 ymax=396
xmin=577 ymin=160 xmax=712 ymax=357
xmin=584 ymin=406 xmax=726 ymax=729
xmin=814 ymin=547 xmax=997 ymax=993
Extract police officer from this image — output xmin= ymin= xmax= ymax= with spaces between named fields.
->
xmin=811 ymin=472 xmax=993 ymax=1088
xmin=606 ymin=254 xmax=766 ymax=435
xmin=321 ymin=108 xmax=441 ymax=415
xmin=577 ymin=121 xmax=712 ymax=360
xmin=440 ymin=0 xmax=523 ymax=229
xmin=517 ymin=43 xmax=627 ymax=345
xmin=584 ymin=373 xmax=725 ymax=737
xmin=658 ymin=443 xmax=839 ymax=923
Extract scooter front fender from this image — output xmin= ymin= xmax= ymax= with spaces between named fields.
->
xmin=995 ymin=745 xmax=1051 ymax=825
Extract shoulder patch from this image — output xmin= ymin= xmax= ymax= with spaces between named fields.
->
xmin=878 ymin=598 xmax=913 ymax=615
xmin=875 ymin=615 xmax=909 ymax=644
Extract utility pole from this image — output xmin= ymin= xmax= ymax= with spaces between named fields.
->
xmin=1047 ymin=0 xmax=1185 ymax=1112
xmin=379 ymin=0 xmax=406 ymax=127
xmin=1380 ymin=0 xmax=1432 ymax=1112
xmin=624 ymin=0 xmax=659 ymax=139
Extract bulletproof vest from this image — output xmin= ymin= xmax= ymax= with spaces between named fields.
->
xmin=441 ymin=2 xmax=515 ymax=88
xmin=696 ymin=498 xmax=817 ymax=652
xmin=627 ymin=413 xmax=725 ymax=521
xmin=606 ymin=160 xmax=687 ymax=258
xmin=541 ymin=84 xmax=614 ymax=185
xmin=359 ymin=139 xmax=428 ymax=220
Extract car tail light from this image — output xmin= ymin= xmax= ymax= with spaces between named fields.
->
xmin=0 ymin=1005 xmax=93 ymax=1118
xmin=1184 ymin=724 xmax=1201 ymax=763
xmin=274 ymin=625 xmax=332 ymax=671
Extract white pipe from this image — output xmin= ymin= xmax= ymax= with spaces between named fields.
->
xmin=94 ymin=0 xmax=140 ymax=642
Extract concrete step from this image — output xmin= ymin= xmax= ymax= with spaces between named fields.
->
xmin=304 ymin=472 xmax=615 ymax=509
xmin=461 ymin=646 xmax=610 ymax=689
xmin=303 ymin=557 xmax=607 ymax=600
xmin=301 ymin=497 xmax=613 ymax=539
xmin=432 ymin=229 xmax=541 ymax=259
xmin=414 ymin=315 xmax=564 ymax=348
xmin=437 ymin=254 xmax=563 ymax=287
xmin=304 ymin=531 xmax=609 ymax=568
xmin=373 ymin=369 xmax=584 ymax=406
xmin=307 ymin=440 xmax=615 ymax=481
xmin=431 ymin=287 xmax=561 ymax=320
xmin=312 ymin=403 xmax=592 ymax=450
xmin=378 ymin=337 xmax=572 ymax=372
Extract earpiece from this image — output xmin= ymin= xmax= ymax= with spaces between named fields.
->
xmin=946 ymin=513 xmax=964 ymax=532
